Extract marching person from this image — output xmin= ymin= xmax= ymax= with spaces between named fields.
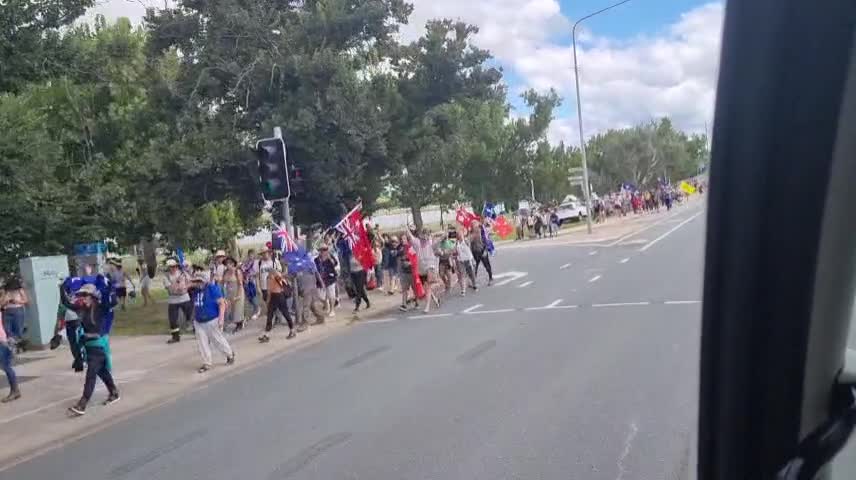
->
xmin=189 ymin=272 xmax=235 ymax=373
xmin=241 ymin=249 xmax=261 ymax=320
xmin=348 ymin=252 xmax=371 ymax=314
xmin=257 ymin=248 xmax=279 ymax=303
xmin=398 ymin=236 xmax=418 ymax=311
xmin=259 ymin=269 xmax=295 ymax=343
xmin=61 ymin=283 xmax=120 ymax=417
xmin=0 ymin=276 xmax=28 ymax=353
xmin=222 ymin=257 xmax=245 ymax=333
xmin=210 ymin=250 xmax=228 ymax=285
xmin=109 ymin=259 xmax=134 ymax=311
xmin=383 ymin=236 xmax=401 ymax=295
xmin=295 ymin=267 xmax=326 ymax=330
xmin=470 ymin=223 xmax=494 ymax=286
xmin=0 ymin=308 xmax=21 ymax=403
xmin=455 ymin=228 xmax=478 ymax=296
xmin=140 ymin=266 xmax=154 ymax=307
xmin=163 ymin=259 xmax=193 ymax=344
xmin=314 ymin=245 xmax=339 ymax=317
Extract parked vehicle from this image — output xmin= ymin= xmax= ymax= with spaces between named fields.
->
xmin=555 ymin=201 xmax=588 ymax=224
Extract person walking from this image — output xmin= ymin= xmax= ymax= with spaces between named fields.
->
xmin=222 ymin=257 xmax=245 ymax=333
xmin=349 ymin=253 xmax=371 ymax=314
xmin=259 ymin=270 xmax=295 ymax=343
xmin=470 ymin=223 xmax=493 ymax=286
xmin=241 ymin=249 xmax=261 ymax=320
xmin=454 ymin=229 xmax=478 ymax=296
xmin=257 ymin=248 xmax=279 ymax=303
xmin=398 ymin=238 xmax=418 ymax=311
xmin=436 ymin=232 xmax=455 ymax=293
xmin=108 ymin=260 xmax=134 ymax=311
xmin=314 ymin=246 xmax=339 ymax=317
xmin=407 ymin=227 xmax=437 ymax=290
xmin=60 ymin=284 xmax=120 ymax=417
xmin=383 ymin=236 xmax=401 ymax=295
xmin=140 ymin=266 xmax=154 ymax=307
xmin=163 ymin=259 xmax=193 ymax=344
xmin=188 ymin=272 xmax=235 ymax=373
xmin=0 ymin=277 xmax=28 ymax=353
xmin=373 ymin=238 xmax=384 ymax=291
xmin=295 ymin=268 xmax=326 ymax=330
xmin=0 ymin=310 xmax=21 ymax=403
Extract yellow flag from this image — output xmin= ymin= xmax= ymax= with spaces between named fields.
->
xmin=680 ymin=181 xmax=697 ymax=195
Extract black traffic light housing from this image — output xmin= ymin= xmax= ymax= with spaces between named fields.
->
xmin=255 ymin=137 xmax=289 ymax=201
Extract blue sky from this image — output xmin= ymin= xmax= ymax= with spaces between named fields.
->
xmin=94 ymin=0 xmax=724 ymax=144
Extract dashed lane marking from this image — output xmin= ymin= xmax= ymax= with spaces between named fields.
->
xmin=588 ymin=275 xmax=602 ymax=283
xmin=560 ymin=263 xmax=572 ymax=270
xmin=525 ymin=299 xmax=579 ymax=311
xmin=663 ymin=300 xmax=701 ymax=305
xmin=407 ymin=313 xmax=452 ymax=319
xmin=592 ymin=302 xmax=651 ymax=308
xmin=589 ymin=250 xmax=598 ymax=256
xmin=461 ymin=304 xmax=484 ymax=314
xmin=465 ymin=308 xmax=516 ymax=315
xmin=619 ymin=258 xmax=630 ymax=264
xmin=518 ymin=281 xmax=534 ymax=288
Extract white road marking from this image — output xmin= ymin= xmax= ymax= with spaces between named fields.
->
xmin=462 ymin=304 xmax=484 ymax=314
xmin=492 ymin=271 xmax=528 ymax=286
xmin=0 ymin=395 xmax=80 ymax=425
xmin=619 ymin=258 xmax=630 ymax=264
xmin=407 ymin=313 xmax=453 ymax=319
xmin=518 ymin=281 xmax=534 ymax=288
xmin=592 ymin=302 xmax=650 ymax=307
xmin=588 ymin=275 xmax=602 ymax=283
xmin=525 ymin=299 xmax=579 ymax=311
xmin=639 ymin=211 xmax=703 ymax=252
xmin=361 ymin=317 xmax=399 ymax=324
xmin=559 ymin=263 xmax=572 ymax=270
xmin=466 ymin=308 xmax=516 ymax=315
xmin=664 ymin=300 xmax=701 ymax=305
xmin=616 ymin=421 xmax=639 ymax=480
xmin=589 ymin=250 xmax=598 ymax=256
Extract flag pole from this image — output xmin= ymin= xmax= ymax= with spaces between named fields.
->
xmin=333 ymin=201 xmax=363 ymax=230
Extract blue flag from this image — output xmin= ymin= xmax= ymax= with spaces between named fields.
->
xmin=176 ymin=247 xmax=186 ymax=269
xmin=481 ymin=225 xmax=495 ymax=255
xmin=283 ymin=247 xmax=317 ymax=275
xmin=482 ymin=202 xmax=497 ymax=220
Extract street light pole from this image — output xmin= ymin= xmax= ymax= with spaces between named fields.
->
xmin=572 ymin=0 xmax=633 ymax=234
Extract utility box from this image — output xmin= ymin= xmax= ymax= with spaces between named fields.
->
xmin=18 ymin=256 xmax=69 ymax=349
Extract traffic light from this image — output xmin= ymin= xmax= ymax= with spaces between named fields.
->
xmin=289 ymin=164 xmax=305 ymax=196
xmin=255 ymin=137 xmax=289 ymax=200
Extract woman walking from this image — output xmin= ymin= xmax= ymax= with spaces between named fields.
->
xmin=454 ymin=229 xmax=478 ymax=296
xmin=222 ymin=257 xmax=245 ymax=333
xmin=0 ymin=310 xmax=21 ymax=403
xmin=314 ymin=246 xmax=339 ymax=317
xmin=259 ymin=270 xmax=295 ymax=342
xmin=163 ymin=259 xmax=193 ymax=344
xmin=349 ymin=253 xmax=371 ymax=314
xmin=1 ymin=277 xmax=29 ymax=353
xmin=470 ymin=224 xmax=493 ymax=286
xmin=60 ymin=284 xmax=120 ymax=417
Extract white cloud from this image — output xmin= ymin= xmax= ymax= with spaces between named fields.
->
xmin=91 ymin=0 xmax=723 ymax=145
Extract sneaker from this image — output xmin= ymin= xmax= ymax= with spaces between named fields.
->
xmin=226 ymin=354 xmax=235 ymax=365
xmin=258 ymin=334 xmax=271 ymax=343
xmin=488 ymin=280 xmax=493 ymax=286
xmin=166 ymin=337 xmax=180 ymax=344
xmin=399 ymin=305 xmax=408 ymax=312
xmin=67 ymin=402 xmax=86 ymax=417
xmin=103 ymin=392 xmax=121 ymax=406
xmin=1 ymin=390 xmax=21 ymax=403
xmin=328 ymin=310 xmax=336 ymax=318
xmin=460 ymin=291 xmax=466 ymax=297
xmin=286 ymin=331 xmax=296 ymax=339
xmin=352 ymin=307 xmax=359 ymax=315
xmin=197 ymin=365 xmax=211 ymax=373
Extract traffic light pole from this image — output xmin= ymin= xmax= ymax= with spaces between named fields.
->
xmin=273 ymin=127 xmax=293 ymax=237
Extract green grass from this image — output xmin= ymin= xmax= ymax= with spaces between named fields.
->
xmin=110 ymin=288 xmax=171 ymax=336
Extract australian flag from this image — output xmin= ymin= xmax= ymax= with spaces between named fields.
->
xmin=482 ymin=202 xmax=498 ymax=220
xmin=283 ymin=247 xmax=317 ymax=274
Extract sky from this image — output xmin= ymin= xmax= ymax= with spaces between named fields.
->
xmin=89 ymin=0 xmax=724 ymax=146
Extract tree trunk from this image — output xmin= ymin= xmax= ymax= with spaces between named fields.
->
xmin=410 ymin=205 xmax=424 ymax=230
xmin=140 ymin=236 xmax=158 ymax=272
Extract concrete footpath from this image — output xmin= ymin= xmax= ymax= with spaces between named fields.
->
xmin=0 ymin=290 xmax=403 ymax=469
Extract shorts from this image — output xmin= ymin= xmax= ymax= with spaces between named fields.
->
xmin=116 ymin=287 xmax=128 ymax=298
xmin=399 ymin=272 xmax=413 ymax=291
xmin=322 ymin=283 xmax=337 ymax=301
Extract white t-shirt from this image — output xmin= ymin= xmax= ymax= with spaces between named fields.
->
xmin=258 ymin=259 xmax=279 ymax=290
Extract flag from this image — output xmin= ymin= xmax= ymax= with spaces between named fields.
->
xmin=493 ymin=215 xmax=514 ymax=239
xmin=273 ymin=224 xmax=298 ymax=253
xmin=335 ymin=203 xmax=375 ymax=270
xmin=482 ymin=202 xmax=498 ymax=220
xmin=175 ymin=247 xmax=186 ymax=269
xmin=404 ymin=244 xmax=426 ymax=299
xmin=455 ymin=206 xmax=480 ymax=229
xmin=680 ymin=181 xmax=697 ymax=195
xmin=283 ymin=247 xmax=317 ymax=275
xmin=480 ymin=224 xmax=495 ymax=255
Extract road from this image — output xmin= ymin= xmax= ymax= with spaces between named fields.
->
xmin=2 ymin=202 xmax=706 ymax=480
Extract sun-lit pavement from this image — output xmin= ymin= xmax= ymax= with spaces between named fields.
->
xmin=1 ymin=198 xmax=706 ymax=480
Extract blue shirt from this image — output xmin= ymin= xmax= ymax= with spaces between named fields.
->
xmin=192 ymin=283 xmax=223 ymax=323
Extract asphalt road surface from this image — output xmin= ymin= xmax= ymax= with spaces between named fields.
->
xmin=3 ymin=203 xmax=706 ymax=480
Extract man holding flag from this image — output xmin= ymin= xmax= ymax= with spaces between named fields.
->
xmin=334 ymin=203 xmax=375 ymax=314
